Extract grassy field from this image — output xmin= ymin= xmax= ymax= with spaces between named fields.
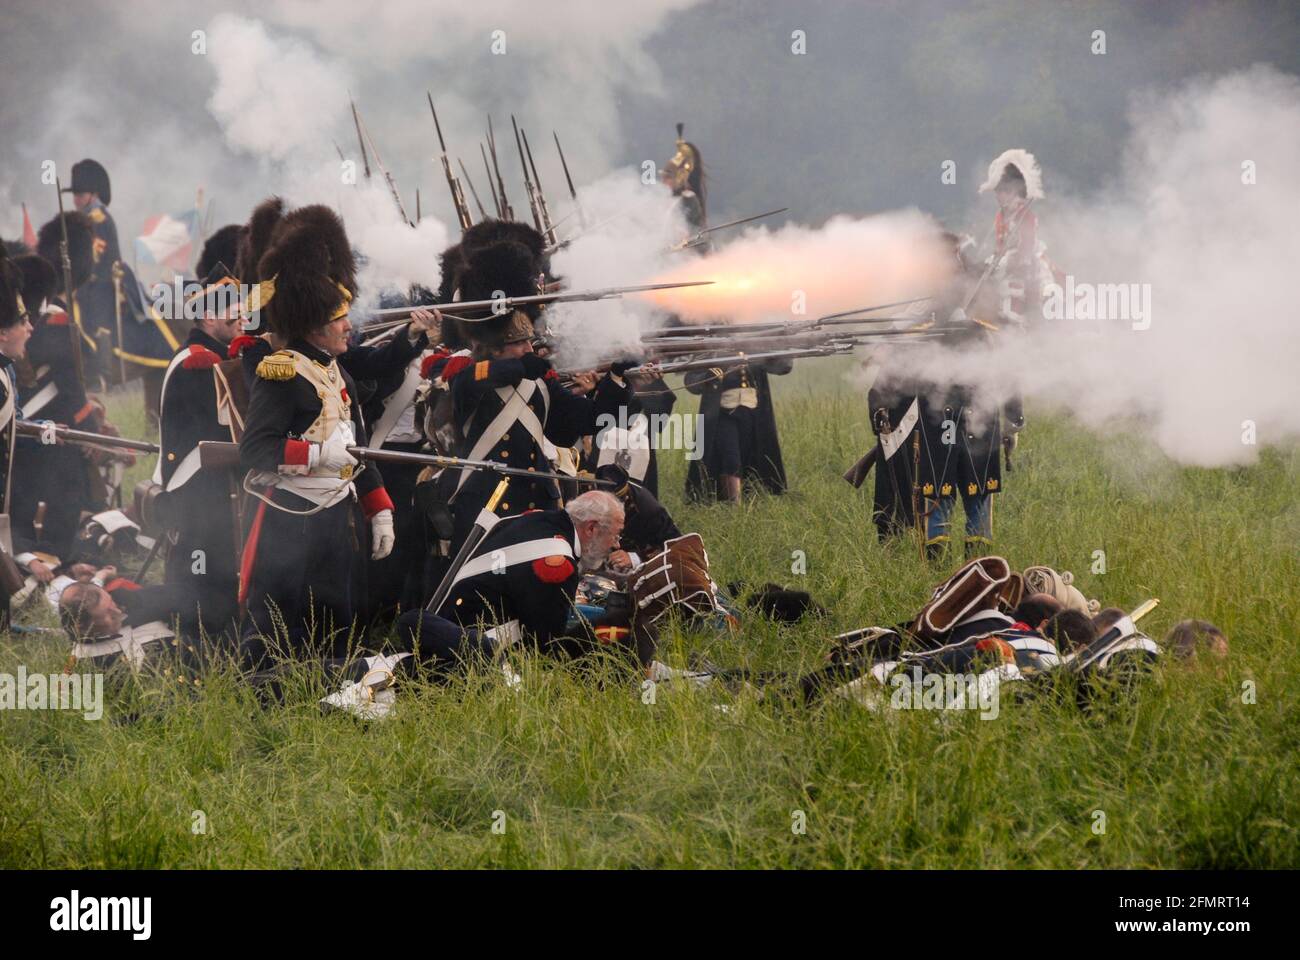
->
xmin=1 ymin=363 xmax=1297 ymax=868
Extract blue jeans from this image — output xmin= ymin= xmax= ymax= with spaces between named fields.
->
xmin=925 ymin=492 xmax=992 ymax=546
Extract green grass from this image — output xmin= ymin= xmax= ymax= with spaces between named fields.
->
xmin=1 ymin=364 xmax=1297 ymax=868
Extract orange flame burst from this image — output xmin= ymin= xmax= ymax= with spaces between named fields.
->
xmin=642 ymin=211 xmax=957 ymax=325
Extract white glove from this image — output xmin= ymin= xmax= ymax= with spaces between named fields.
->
xmin=314 ymin=423 xmax=358 ymax=475
xmin=370 ymin=509 xmax=395 ymax=560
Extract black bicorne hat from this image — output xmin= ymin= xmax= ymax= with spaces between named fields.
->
xmin=63 ymin=159 xmax=112 ymax=205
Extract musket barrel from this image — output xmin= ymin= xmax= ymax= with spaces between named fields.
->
xmin=16 ymin=420 xmax=160 ymax=455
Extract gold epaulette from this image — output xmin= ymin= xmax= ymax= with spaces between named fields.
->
xmin=88 ymin=207 xmax=106 ymax=224
xmin=255 ymin=350 xmax=297 ymax=381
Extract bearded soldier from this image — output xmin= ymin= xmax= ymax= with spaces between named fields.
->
xmin=236 ymin=201 xmax=395 ymax=664
xmin=152 ymin=261 xmax=245 ymax=630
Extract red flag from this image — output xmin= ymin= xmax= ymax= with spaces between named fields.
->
xmin=21 ymin=202 xmax=36 ymax=249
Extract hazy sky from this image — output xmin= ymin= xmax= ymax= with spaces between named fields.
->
xmin=3 ymin=0 xmax=1296 ymax=244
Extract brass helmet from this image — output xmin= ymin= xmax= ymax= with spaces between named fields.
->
xmin=661 ymin=123 xmax=700 ymax=194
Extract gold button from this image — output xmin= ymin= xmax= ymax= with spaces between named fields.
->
xmin=529 ymin=453 xmax=536 ymax=461
xmin=455 ymin=598 xmax=463 ymax=606
xmin=501 ymin=502 xmax=509 ymax=510
xmin=502 ymin=434 xmax=510 ymax=441
xmin=167 ymin=452 xmax=175 ymax=461
xmin=500 ymin=450 xmax=510 ymax=458
xmin=528 ymin=502 xmax=535 ymax=508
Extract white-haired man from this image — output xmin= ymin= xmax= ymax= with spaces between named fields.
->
xmin=395 ymin=490 xmax=627 ymax=667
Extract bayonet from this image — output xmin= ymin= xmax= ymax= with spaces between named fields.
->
xmin=428 ymin=92 xmax=473 ymax=232
xmin=520 ymin=126 xmax=558 ymax=246
xmin=553 ymin=131 xmax=587 ymax=229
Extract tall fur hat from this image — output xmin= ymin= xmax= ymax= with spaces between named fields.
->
xmin=197 ymin=223 xmax=246 ymax=283
xmin=455 ymin=240 xmax=542 ymax=349
xmin=278 ymin=203 xmax=357 ymax=297
xmin=979 ymin=149 xmax=1044 ymax=200
xmin=253 ymin=207 xmax=355 ymax=341
xmin=36 ymin=212 xmax=94 ymax=294
xmin=461 ymin=218 xmax=547 ymax=267
xmin=235 ymin=197 xmax=285 ymax=284
xmin=14 ymin=254 xmax=57 ymax=315
xmin=0 ymin=244 xmax=22 ymax=329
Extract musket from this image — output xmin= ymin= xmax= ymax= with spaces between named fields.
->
xmin=197 ymin=440 xmax=614 ymax=489
xmin=16 ymin=420 xmax=159 ymax=455
xmin=53 ymin=178 xmax=86 ymax=388
xmin=426 ymin=478 xmax=508 ymax=614
xmin=1070 ymin=599 xmax=1160 ymax=673
xmin=638 ymin=328 xmax=938 ymax=357
xmin=962 ymin=198 xmax=1034 ymax=314
xmin=353 ymin=97 xmax=412 ymax=225
xmin=520 ymin=126 xmax=559 ymax=246
xmin=487 ymin=116 xmax=513 ymax=221
xmin=428 ymin=93 xmax=473 ymax=232
xmin=842 ymin=445 xmax=879 ymax=488
xmin=596 ymin=343 xmax=856 ymax=380
xmin=511 ymin=116 xmax=546 ymax=236
xmin=360 ymin=279 xmax=715 ymax=332
xmin=349 ymin=99 xmax=372 ymax=180
xmin=481 ymin=142 xmax=503 ymax=217
xmin=671 ymin=207 xmax=789 ymax=251
xmin=415 ymin=189 xmax=422 ymax=224
xmin=111 ymin=261 xmax=127 ymax=384
xmin=458 ymin=158 xmax=489 ymax=220
xmin=553 ymin=131 xmax=587 ymax=229
xmin=638 ymin=298 xmax=933 ymax=340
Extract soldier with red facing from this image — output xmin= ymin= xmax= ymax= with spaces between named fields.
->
xmin=235 ymin=201 xmax=395 ymax=665
xmin=979 ymin=148 xmax=1050 ymax=328
xmin=152 ymin=260 xmax=245 ymax=631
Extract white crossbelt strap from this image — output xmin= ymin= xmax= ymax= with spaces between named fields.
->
xmin=71 ymin=621 xmax=175 ymax=670
xmin=20 ymin=381 xmax=58 ymax=419
xmin=455 ymin=378 xmax=549 ymax=494
xmin=370 ymin=352 xmax=430 ymax=449
xmin=449 ymin=535 xmax=575 ymax=591
xmin=0 ymin=375 xmax=14 ymax=432
xmin=880 ymin=397 xmax=919 ymax=461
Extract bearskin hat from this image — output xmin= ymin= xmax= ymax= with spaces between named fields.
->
xmin=14 ymin=254 xmax=57 ymax=315
xmin=36 ymin=212 xmax=94 ymax=294
xmin=454 ymin=239 xmax=542 ymax=349
xmin=461 ymin=218 xmax=547 ymax=266
xmin=65 ymin=158 xmax=112 ymax=205
xmin=197 ymin=223 xmax=245 ymax=283
xmin=0 ymin=245 xmax=22 ymax=330
xmin=255 ymin=220 xmax=353 ymax=342
xmin=237 ymin=198 xmax=356 ymax=341
xmin=235 ymin=196 xmax=285 ymax=284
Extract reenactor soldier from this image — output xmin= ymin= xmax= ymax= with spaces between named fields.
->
xmin=661 ymin=123 xmax=709 ymax=243
xmin=868 ymin=232 xmax=1023 ymax=558
xmin=979 ymin=149 xmax=1051 ymax=328
xmin=152 ymin=261 xmax=245 ymax=630
xmin=399 ymin=490 xmax=628 ymax=669
xmin=684 ymin=355 xmax=792 ymax=503
xmin=427 ymin=238 xmax=632 ymax=551
xmin=0 ymin=247 xmax=33 ymax=627
xmin=235 ymin=200 xmax=395 ymax=664
xmin=11 ymin=213 xmax=115 ymax=559
xmin=63 ymin=158 xmax=177 ymax=411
